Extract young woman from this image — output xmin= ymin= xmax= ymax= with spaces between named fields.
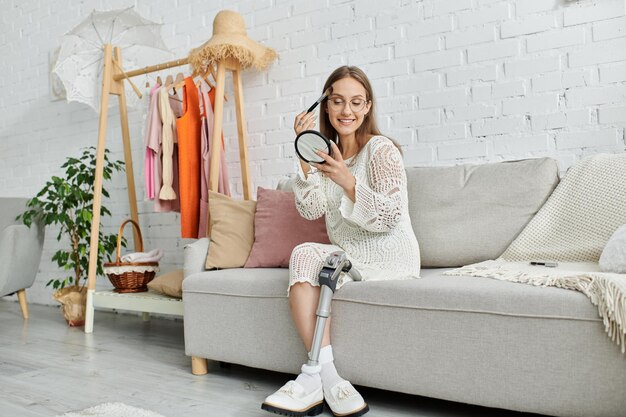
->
xmin=262 ymin=66 xmax=421 ymax=417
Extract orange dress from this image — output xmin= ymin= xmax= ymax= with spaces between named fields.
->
xmin=176 ymin=77 xmax=202 ymax=238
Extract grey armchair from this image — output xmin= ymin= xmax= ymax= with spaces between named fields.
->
xmin=0 ymin=198 xmax=45 ymax=319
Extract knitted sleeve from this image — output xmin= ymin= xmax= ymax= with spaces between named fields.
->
xmin=340 ymin=140 xmax=404 ymax=232
xmin=293 ymin=168 xmax=327 ymax=221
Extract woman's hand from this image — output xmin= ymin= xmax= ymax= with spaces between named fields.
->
xmin=312 ymin=141 xmax=356 ymax=201
xmin=294 ymin=111 xmax=317 ymax=177
xmin=294 ymin=111 xmax=316 ymax=135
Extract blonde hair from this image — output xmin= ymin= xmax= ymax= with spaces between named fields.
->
xmin=319 ymin=66 xmax=401 ymax=155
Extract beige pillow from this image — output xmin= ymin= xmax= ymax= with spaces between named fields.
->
xmin=205 ymin=191 xmax=257 ymax=269
xmin=147 ymin=269 xmax=184 ymax=298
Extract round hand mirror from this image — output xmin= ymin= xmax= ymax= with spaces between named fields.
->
xmin=294 ymin=130 xmax=332 ymax=164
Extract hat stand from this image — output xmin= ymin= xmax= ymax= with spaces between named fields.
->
xmin=84 ymin=45 xmax=253 ymax=365
xmin=208 ymin=57 xmax=252 ymax=199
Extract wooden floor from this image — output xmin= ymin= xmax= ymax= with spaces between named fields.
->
xmin=0 ymin=300 xmax=540 ymax=417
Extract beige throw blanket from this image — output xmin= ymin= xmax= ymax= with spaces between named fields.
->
xmin=445 ymin=153 xmax=626 ymax=352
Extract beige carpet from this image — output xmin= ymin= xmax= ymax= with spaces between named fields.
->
xmin=56 ymin=402 xmax=167 ymax=417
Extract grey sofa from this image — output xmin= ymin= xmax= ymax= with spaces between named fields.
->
xmin=182 ymin=158 xmax=626 ymax=417
xmin=0 ymin=198 xmax=45 ymax=319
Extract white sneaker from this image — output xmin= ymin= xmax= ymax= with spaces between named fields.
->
xmin=262 ymin=380 xmax=324 ymax=416
xmin=324 ymin=380 xmax=369 ymax=417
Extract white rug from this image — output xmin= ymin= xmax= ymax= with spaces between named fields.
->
xmin=56 ymin=402 xmax=167 ymax=417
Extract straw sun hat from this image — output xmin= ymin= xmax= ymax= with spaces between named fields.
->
xmin=188 ymin=10 xmax=277 ymax=74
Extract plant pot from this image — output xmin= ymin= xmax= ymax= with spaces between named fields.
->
xmin=53 ymin=285 xmax=87 ymax=327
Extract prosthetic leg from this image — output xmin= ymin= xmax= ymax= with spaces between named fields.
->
xmin=263 ymin=251 xmax=368 ymax=417
xmin=305 ymin=251 xmax=369 ymax=417
xmin=307 ymin=251 xmax=361 ymax=368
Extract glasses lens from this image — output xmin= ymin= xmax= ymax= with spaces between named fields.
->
xmin=350 ymin=99 xmax=365 ymax=111
xmin=328 ymin=98 xmax=367 ymax=112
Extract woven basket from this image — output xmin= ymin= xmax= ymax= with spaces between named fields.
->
xmin=103 ymin=219 xmax=159 ymax=293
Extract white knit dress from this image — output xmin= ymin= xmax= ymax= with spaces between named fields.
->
xmin=289 ymin=136 xmax=421 ymax=293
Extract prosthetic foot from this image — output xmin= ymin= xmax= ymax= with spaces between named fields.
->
xmin=262 ymin=251 xmax=368 ymax=417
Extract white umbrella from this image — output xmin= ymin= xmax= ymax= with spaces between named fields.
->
xmin=53 ymin=7 xmax=173 ymax=112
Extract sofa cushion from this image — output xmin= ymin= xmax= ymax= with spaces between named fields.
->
xmin=335 ymin=272 xmax=598 ymax=321
xmin=182 ymin=268 xmax=599 ymax=321
xmin=406 ymin=157 xmax=559 ymax=268
xmin=599 ymin=224 xmax=626 ymax=273
xmin=147 ymin=269 xmax=184 ymax=298
xmin=244 ymin=187 xmax=330 ymax=268
xmin=183 ymin=268 xmax=288 ymax=298
xmin=205 ymin=191 xmax=256 ymax=269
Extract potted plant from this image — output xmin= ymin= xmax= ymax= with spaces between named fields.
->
xmin=18 ymin=146 xmax=125 ymax=326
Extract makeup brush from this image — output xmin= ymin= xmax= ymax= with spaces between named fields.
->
xmin=306 ymin=87 xmax=332 ymax=113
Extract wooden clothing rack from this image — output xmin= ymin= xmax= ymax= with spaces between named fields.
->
xmin=84 ymin=44 xmax=252 ymax=334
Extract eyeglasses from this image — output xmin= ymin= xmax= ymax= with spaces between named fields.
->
xmin=326 ymin=97 xmax=369 ymax=113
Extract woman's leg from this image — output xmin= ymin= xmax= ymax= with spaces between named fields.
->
xmin=262 ymin=245 xmax=335 ymax=415
xmin=263 ymin=243 xmax=366 ymax=416
xmin=287 ymin=245 xmax=369 ymax=417
xmin=289 ymin=283 xmax=346 ymax=386
xmin=288 ymin=282 xmax=331 ymax=352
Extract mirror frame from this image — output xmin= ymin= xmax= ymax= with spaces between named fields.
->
xmin=294 ymin=130 xmax=333 ymax=164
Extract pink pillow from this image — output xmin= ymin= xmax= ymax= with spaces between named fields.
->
xmin=245 ymin=187 xmax=330 ymax=268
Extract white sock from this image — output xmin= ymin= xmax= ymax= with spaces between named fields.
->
xmin=319 ymin=345 xmax=344 ymax=389
xmin=294 ymin=363 xmax=321 ymax=394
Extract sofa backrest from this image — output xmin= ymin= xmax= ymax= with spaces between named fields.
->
xmin=406 ymin=158 xmax=559 ymax=268
xmin=0 ymin=198 xmax=30 ymax=232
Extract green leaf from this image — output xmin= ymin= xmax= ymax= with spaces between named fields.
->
xmin=18 ymin=146 xmax=127 ymax=289
xmin=80 ymin=210 xmax=89 ymax=222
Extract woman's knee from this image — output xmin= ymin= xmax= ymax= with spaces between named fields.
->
xmin=289 ymin=281 xmax=318 ymax=296
xmin=288 ymin=282 xmax=319 ymax=306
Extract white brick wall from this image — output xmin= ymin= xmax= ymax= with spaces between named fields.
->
xmin=1 ymin=0 xmax=625 ymax=306
xmin=594 ymin=16 xmax=626 ymax=41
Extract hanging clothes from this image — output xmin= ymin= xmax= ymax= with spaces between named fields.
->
xmin=143 ymin=83 xmax=161 ymax=200
xmin=159 ymin=87 xmax=178 ymax=200
xmin=176 ymin=77 xmax=202 ymax=238
xmin=142 ymin=77 xmax=232 ymax=235
xmin=208 ymin=85 xmax=231 ymax=196
xmin=197 ymin=81 xmax=211 ymax=239
xmin=155 ymin=87 xmax=182 ymax=213
xmin=198 ymin=79 xmax=231 ymax=238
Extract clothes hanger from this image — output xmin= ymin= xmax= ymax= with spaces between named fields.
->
xmin=200 ymin=70 xmax=214 ymax=89
xmin=146 ymin=74 xmax=162 ymax=89
xmin=164 ymin=74 xmax=174 ymax=88
xmin=194 ymin=72 xmax=221 ymax=104
xmin=172 ymin=72 xmax=186 ymax=90
xmin=205 ymin=65 xmax=227 ymax=102
xmin=209 ymin=65 xmax=218 ymax=85
xmin=163 ymin=74 xmax=182 ymax=102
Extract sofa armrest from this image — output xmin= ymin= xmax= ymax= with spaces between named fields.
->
xmin=183 ymin=238 xmax=210 ymax=279
xmin=0 ymin=223 xmax=44 ymax=296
